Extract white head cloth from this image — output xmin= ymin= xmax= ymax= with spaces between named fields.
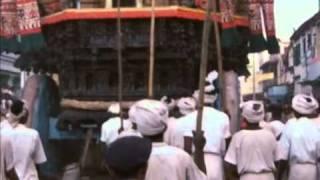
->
xmin=242 ymin=100 xmax=265 ymax=123
xmin=192 ymin=70 xmax=219 ymax=105
xmin=129 ymin=99 xmax=169 ymax=136
xmin=108 ymin=103 xmax=120 ymax=114
xmin=177 ymin=97 xmax=197 ymax=115
xmin=292 ymin=94 xmax=319 ymax=115
xmin=160 ymin=96 xmax=176 ymax=111
xmin=206 ymin=70 xmax=218 ymax=83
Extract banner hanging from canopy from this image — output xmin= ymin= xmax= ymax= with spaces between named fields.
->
xmin=0 ymin=0 xmax=45 ymax=52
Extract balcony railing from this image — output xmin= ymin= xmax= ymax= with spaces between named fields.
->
xmin=39 ymin=0 xmax=248 ymax=20
xmin=61 ymin=0 xmax=190 ymax=9
xmin=39 ymin=0 xmax=196 ymax=16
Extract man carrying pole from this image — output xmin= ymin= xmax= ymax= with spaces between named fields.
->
xmin=185 ymin=0 xmax=231 ymax=178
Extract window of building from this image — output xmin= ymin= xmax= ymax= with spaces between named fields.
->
xmin=307 ymin=33 xmax=312 ymax=49
xmin=302 ymin=37 xmax=307 ymax=55
xmin=294 ymin=44 xmax=301 ymax=66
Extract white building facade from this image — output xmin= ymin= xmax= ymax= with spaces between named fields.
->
xmin=0 ymin=52 xmax=21 ymax=91
xmin=285 ymin=12 xmax=320 ymax=95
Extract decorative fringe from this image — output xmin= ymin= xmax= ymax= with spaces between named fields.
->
xmin=0 ymin=37 xmax=20 ymax=52
xmin=221 ymin=28 xmax=241 ymax=48
xmin=266 ymin=36 xmax=280 ymax=54
xmin=247 ymin=0 xmax=279 ymax=54
xmin=249 ymin=34 xmax=267 ymax=53
xmin=20 ymin=34 xmax=46 ymax=52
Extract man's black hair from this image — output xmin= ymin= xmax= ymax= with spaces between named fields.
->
xmin=10 ymin=99 xmax=24 ymax=116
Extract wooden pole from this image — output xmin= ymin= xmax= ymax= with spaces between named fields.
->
xmin=148 ymin=0 xmax=156 ymax=98
xmin=194 ymin=0 xmax=214 ymax=173
xmin=252 ymin=54 xmax=256 ymax=100
xmin=117 ymin=0 xmax=124 ymax=131
xmin=212 ymin=0 xmax=226 ymax=110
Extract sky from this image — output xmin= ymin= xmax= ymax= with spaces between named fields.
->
xmin=275 ymin=0 xmax=319 ymax=41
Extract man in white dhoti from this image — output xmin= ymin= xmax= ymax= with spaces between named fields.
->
xmin=225 ymin=100 xmax=279 ymax=180
xmin=105 ymin=136 xmax=152 ymax=180
xmin=129 ymin=99 xmax=207 ymax=180
xmin=278 ymin=94 xmax=320 ymax=180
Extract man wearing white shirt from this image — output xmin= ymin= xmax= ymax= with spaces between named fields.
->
xmin=170 ymin=99 xmax=231 ymax=180
xmin=172 ymin=106 xmax=230 ymax=179
xmin=6 ymin=99 xmax=47 ymax=180
xmin=225 ymin=101 xmax=280 ymax=180
xmin=164 ymin=97 xmax=197 ymax=146
xmin=100 ymin=103 xmax=141 ymax=146
xmin=169 ymin=76 xmax=231 ymax=180
xmin=129 ymin=99 xmax=207 ymax=180
xmin=278 ymin=94 xmax=320 ymax=180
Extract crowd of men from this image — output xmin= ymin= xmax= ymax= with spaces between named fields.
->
xmin=99 ymin=94 xmax=320 ymax=180
xmin=1 ymin=73 xmax=320 ymax=180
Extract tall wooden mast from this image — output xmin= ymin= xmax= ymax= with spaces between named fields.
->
xmin=148 ymin=0 xmax=156 ymax=98
xmin=116 ymin=0 xmax=124 ymax=131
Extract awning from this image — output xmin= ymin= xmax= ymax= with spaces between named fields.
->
xmin=301 ymin=76 xmax=320 ymax=86
xmin=41 ymin=6 xmax=249 ymax=27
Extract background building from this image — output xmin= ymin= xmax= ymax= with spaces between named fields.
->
xmin=0 ymin=52 xmax=21 ymax=92
xmin=284 ymin=12 xmax=320 ymax=99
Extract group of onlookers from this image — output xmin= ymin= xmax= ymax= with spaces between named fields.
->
xmin=2 ymin=75 xmax=320 ymax=180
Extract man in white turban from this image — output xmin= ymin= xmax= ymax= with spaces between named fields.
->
xmin=225 ymin=100 xmax=280 ymax=180
xmin=166 ymin=71 xmax=230 ymax=180
xmin=129 ymin=99 xmax=206 ymax=180
xmin=278 ymin=94 xmax=320 ymax=180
